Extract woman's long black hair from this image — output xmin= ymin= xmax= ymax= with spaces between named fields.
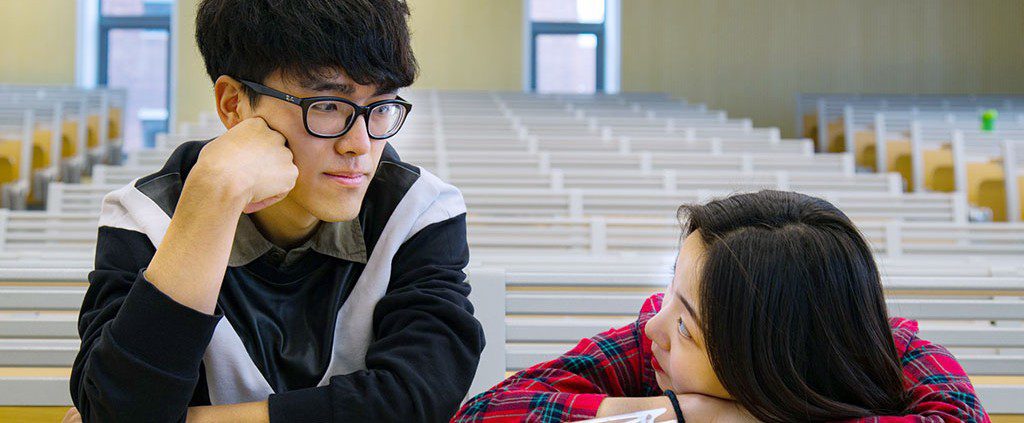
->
xmin=678 ymin=190 xmax=910 ymax=422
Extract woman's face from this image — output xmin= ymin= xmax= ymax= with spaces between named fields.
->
xmin=644 ymin=230 xmax=731 ymax=399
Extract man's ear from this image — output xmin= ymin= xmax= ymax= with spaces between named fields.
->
xmin=214 ymin=75 xmax=250 ymax=129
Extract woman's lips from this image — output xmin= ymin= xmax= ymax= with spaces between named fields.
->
xmin=324 ymin=172 xmax=366 ymax=187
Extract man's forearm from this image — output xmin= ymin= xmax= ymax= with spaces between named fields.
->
xmin=187 ymin=400 xmax=269 ymax=423
xmin=144 ymin=168 xmax=246 ymax=315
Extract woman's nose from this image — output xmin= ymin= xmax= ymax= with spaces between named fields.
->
xmin=645 ymin=309 xmax=670 ymax=352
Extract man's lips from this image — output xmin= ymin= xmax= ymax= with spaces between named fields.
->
xmin=323 ymin=171 xmax=367 ymax=187
xmin=652 ymin=354 xmax=665 ymax=373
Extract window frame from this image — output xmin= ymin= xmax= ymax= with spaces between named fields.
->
xmin=527 ymin=0 xmax=619 ymax=94
xmin=96 ymin=4 xmax=172 ymax=148
xmin=530 ymin=23 xmax=606 ymax=93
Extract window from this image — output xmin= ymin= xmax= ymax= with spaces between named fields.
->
xmin=535 ymin=34 xmax=598 ymax=94
xmin=98 ymin=0 xmax=172 ymax=149
xmin=530 ymin=0 xmax=605 ymax=23
xmin=529 ymin=0 xmax=613 ymax=94
xmin=101 ymin=0 xmax=172 ymax=16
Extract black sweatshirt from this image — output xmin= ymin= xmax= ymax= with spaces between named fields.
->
xmin=70 ymin=140 xmax=484 ymax=422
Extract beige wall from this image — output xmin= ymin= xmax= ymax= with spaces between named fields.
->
xmin=0 ymin=0 xmax=77 ymax=85
xmin=10 ymin=0 xmax=1023 ymax=135
xmin=621 ymin=0 xmax=1024 ymax=137
xmin=408 ymin=0 xmax=523 ymax=91
xmin=172 ymin=0 xmax=524 ymax=126
xmin=173 ymin=0 xmax=213 ymax=126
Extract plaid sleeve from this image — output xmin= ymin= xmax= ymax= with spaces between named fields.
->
xmin=452 ymin=294 xmax=664 ymax=422
xmin=843 ymin=318 xmax=990 ymax=423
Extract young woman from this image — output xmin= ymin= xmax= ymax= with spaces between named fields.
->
xmin=454 ymin=190 xmax=988 ymax=422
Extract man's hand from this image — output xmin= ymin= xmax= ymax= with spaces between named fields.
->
xmin=61 ymin=407 xmax=81 ymax=423
xmin=678 ymin=393 xmax=759 ymax=423
xmin=143 ymin=117 xmax=296 ymax=315
xmin=191 ymin=117 xmax=298 ymax=214
xmin=59 ymin=401 xmax=271 ymax=423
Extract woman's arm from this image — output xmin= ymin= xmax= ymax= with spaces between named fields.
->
xmin=453 ymin=295 xmax=663 ymax=422
xmin=595 ymin=397 xmax=676 ymax=420
xmin=843 ymin=327 xmax=989 ymax=423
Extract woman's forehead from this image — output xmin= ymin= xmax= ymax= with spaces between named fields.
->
xmin=674 ymin=231 xmax=704 ymax=296
xmin=677 ymin=231 xmax=704 ymax=269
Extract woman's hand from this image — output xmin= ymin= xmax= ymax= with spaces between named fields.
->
xmin=595 ymin=396 xmax=675 ymax=420
xmin=594 ymin=395 xmax=757 ymax=422
xmin=678 ymin=393 xmax=759 ymax=423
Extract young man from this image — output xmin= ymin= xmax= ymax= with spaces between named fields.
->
xmin=68 ymin=1 xmax=483 ymax=421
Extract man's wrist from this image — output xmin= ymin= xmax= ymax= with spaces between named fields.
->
xmin=184 ymin=163 xmax=250 ymax=213
xmin=187 ymin=400 xmax=269 ymax=423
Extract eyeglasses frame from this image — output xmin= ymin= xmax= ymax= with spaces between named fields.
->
xmin=237 ymin=78 xmax=413 ymax=140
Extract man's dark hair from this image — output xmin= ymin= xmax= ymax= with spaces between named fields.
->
xmin=678 ymin=190 xmax=911 ymax=422
xmin=195 ymin=0 xmax=418 ymax=106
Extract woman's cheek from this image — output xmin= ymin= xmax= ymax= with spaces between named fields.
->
xmin=668 ymin=347 xmax=722 ymax=396
xmin=667 ymin=350 xmax=699 ymax=393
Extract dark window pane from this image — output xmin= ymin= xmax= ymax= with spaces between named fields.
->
xmin=530 ymin=0 xmax=605 ymax=23
xmin=536 ymin=34 xmax=597 ymax=94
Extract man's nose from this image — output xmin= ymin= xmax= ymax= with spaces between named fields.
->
xmin=334 ymin=117 xmax=372 ymax=157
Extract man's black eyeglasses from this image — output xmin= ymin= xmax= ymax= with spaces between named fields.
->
xmin=238 ymin=79 xmax=412 ymax=140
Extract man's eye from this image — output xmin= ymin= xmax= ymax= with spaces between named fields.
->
xmin=374 ymin=104 xmax=398 ymax=116
xmin=313 ymin=103 xmax=339 ymax=112
xmin=677 ymin=317 xmax=691 ymax=338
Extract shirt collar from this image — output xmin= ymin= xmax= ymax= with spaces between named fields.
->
xmin=227 ymin=213 xmax=368 ymax=267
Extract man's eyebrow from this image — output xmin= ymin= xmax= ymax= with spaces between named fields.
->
xmin=374 ymin=88 xmax=399 ymax=97
xmin=302 ymin=80 xmax=356 ymax=96
xmin=302 ymin=80 xmax=397 ymax=99
xmin=676 ymin=292 xmax=698 ymax=323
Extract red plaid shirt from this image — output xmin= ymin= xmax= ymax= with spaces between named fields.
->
xmin=454 ymin=294 xmax=988 ymax=422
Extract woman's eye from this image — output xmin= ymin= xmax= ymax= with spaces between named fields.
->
xmin=677 ymin=317 xmax=691 ymax=338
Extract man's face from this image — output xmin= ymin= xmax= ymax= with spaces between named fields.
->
xmin=240 ymin=70 xmax=397 ymax=222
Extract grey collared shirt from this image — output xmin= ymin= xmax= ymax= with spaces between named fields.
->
xmin=227 ymin=213 xmax=368 ymax=268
